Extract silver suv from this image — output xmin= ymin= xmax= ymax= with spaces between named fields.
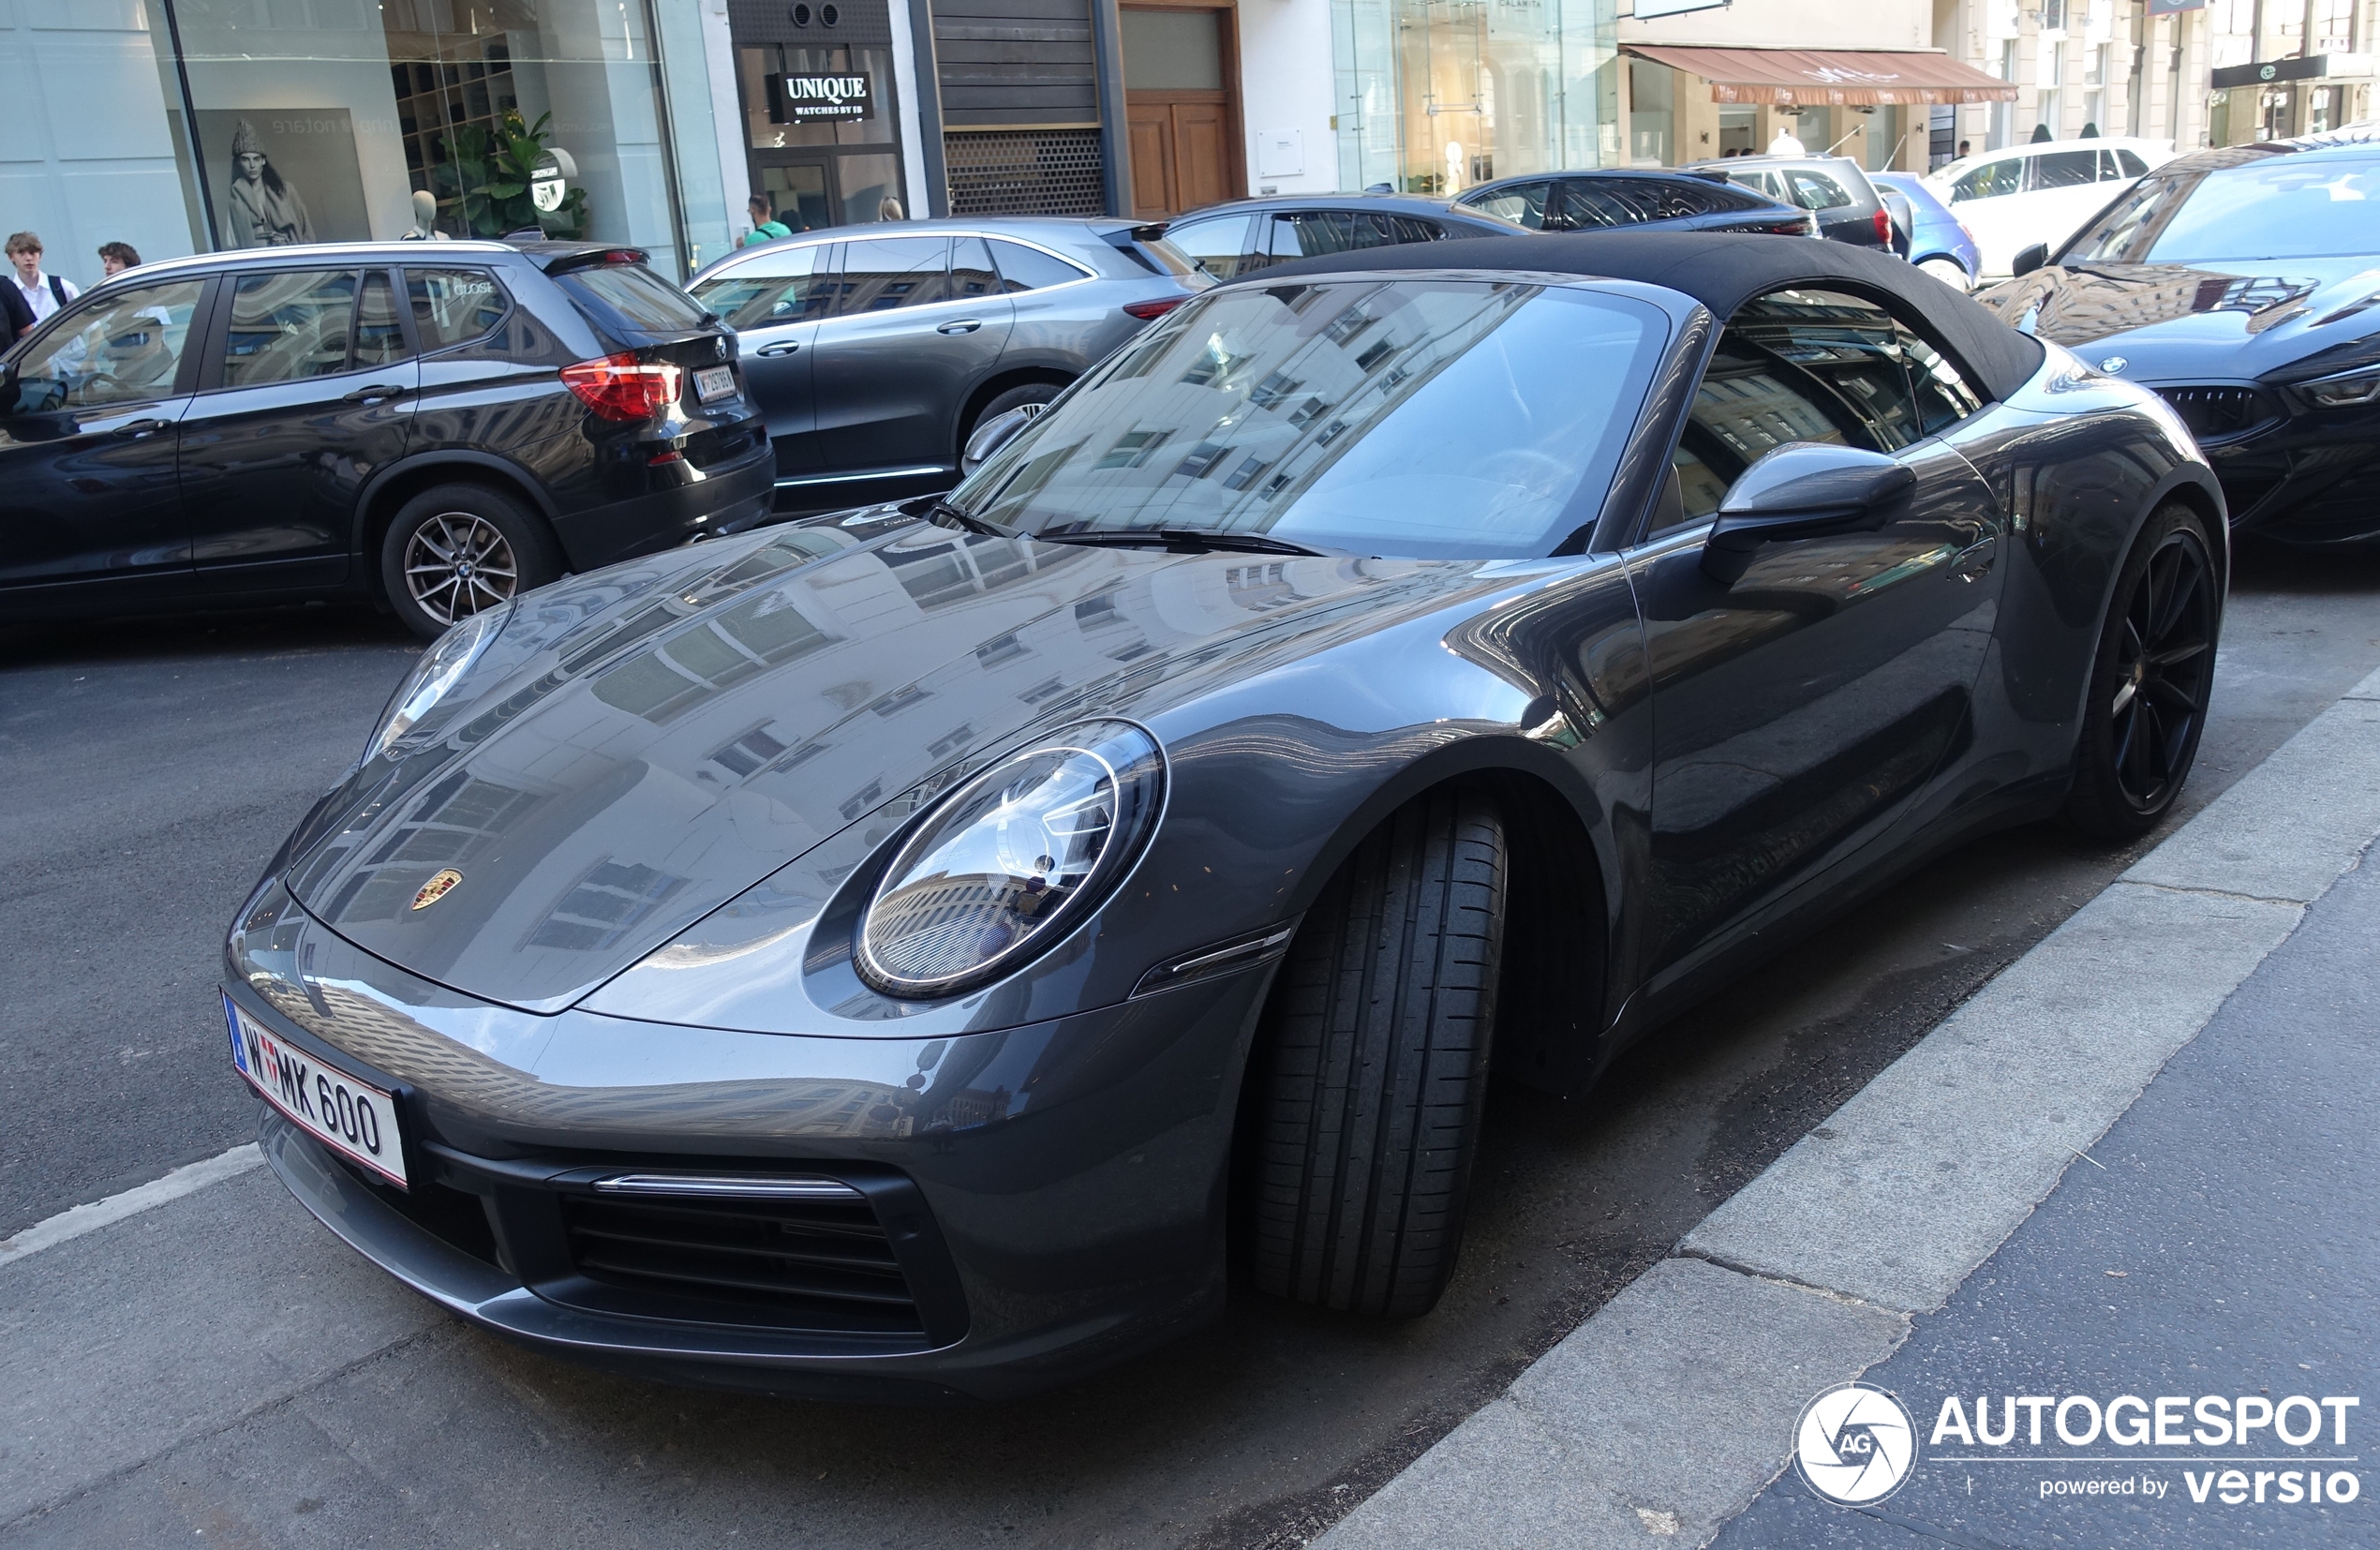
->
xmin=690 ymin=218 xmax=1207 ymax=513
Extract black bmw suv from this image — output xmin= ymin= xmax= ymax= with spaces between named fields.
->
xmin=0 ymin=241 xmax=773 ymax=638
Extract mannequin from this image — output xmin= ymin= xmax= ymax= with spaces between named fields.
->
xmin=402 ymin=189 xmax=450 ymax=241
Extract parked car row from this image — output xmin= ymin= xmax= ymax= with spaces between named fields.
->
xmin=7 ymin=124 xmax=2371 ymax=645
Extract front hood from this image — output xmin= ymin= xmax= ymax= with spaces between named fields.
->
xmin=1977 ymin=256 xmax=2380 ymax=381
xmin=284 ymin=518 xmax=1486 ymax=1011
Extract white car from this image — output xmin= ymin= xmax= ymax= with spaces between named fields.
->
xmin=1926 ymin=138 xmax=2175 ymax=277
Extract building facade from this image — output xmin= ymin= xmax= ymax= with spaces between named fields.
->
xmin=2202 ymin=0 xmax=2373 ymax=145
xmin=1616 ymin=0 xmax=2013 ymax=175
xmin=1934 ymin=0 xmax=2217 ymax=160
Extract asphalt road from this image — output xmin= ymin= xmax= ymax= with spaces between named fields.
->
xmin=4 ymin=539 xmax=2379 ymax=1548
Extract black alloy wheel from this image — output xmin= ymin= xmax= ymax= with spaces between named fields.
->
xmin=380 ymin=483 xmax=562 ymax=641
xmin=2064 ymin=503 xmax=2219 ymax=839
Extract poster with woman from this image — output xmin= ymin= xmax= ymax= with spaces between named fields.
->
xmin=195 ymin=109 xmax=371 ymax=247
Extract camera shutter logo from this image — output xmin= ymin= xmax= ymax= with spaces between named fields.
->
xmin=1794 ymin=1382 xmax=1918 ymax=1506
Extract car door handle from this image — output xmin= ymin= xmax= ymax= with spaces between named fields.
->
xmin=753 ymin=340 xmax=802 ymax=357
xmin=111 ymin=418 xmax=169 ymax=438
xmin=341 ymin=383 xmax=409 ymax=404
xmin=936 ymin=319 xmax=984 ymax=335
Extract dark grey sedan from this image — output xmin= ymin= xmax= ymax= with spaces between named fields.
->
xmin=688 ymin=218 xmax=1206 ymax=512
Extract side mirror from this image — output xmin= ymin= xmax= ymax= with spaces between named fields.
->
xmin=1702 ymin=442 xmax=1914 ymax=582
xmin=2011 ymin=242 xmax=2050 ymax=277
xmin=960 ymin=402 xmax=1045 ymax=474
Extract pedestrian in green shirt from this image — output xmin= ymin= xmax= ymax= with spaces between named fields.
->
xmin=743 ymin=195 xmax=791 ymax=246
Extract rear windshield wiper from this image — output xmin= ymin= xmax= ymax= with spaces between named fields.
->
xmin=1034 ymin=527 xmax=1328 ymax=558
xmin=925 ymin=499 xmax=1010 ymax=538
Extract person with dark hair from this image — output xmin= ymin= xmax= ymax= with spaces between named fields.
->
xmin=742 ymin=194 xmax=791 ymax=246
xmin=6 ymin=231 xmax=77 ymax=338
xmin=97 ymin=242 xmax=141 ymax=276
xmin=225 ymin=119 xmax=314 ymax=247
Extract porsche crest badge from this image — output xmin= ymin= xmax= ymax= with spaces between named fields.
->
xmin=410 ymin=869 xmax=463 ymax=911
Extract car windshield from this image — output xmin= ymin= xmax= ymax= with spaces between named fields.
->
xmin=944 ymin=278 xmax=1666 ymax=559
xmin=2065 ymin=153 xmax=2380 ymax=263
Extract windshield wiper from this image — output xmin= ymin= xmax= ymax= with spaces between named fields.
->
xmin=1034 ymin=527 xmax=1328 ymax=558
xmin=925 ymin=499 xmax=1010 ymax=538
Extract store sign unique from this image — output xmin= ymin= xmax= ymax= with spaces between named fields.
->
xmin=782 ymin=73 xmax=872 ymax=123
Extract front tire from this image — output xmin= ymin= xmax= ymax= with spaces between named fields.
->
xmin=2062 ymin=503 xmax=2220 ymax=839
xmin=1248 ymin=789 xmax=1507 ymax=1318
xmin=379 ymin=483 xmax=561 ymax=641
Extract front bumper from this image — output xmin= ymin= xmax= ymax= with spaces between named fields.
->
xmin=2171 ymin=395 xmax=2380 ymax=544
xmin=224 ymin=884 xmax=1273 ymax=1400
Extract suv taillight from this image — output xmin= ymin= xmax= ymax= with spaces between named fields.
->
xmin=1123 ymin=295 xmax=1190 ymax=321
xmin=1873 ymin=207 xmax=1895 ymax=246
xmin=561 ymin=351 xmax=682 ymax=422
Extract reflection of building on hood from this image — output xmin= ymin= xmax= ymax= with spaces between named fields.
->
xmin=226 ymin=120 xmax=315 ymax=247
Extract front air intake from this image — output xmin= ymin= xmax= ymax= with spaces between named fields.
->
xmin=561 ymin=1188 xmax=925 ymax=1334
xmin=2156 ymin=385 xmax=2277 ymax=443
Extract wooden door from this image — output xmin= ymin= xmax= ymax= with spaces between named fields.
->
xmin=1121 ymin=3 xmax=1243 ymax=217
xmin=1127 ymin=105 xmax=1174 ymax=219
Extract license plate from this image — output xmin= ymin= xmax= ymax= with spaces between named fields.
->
xmin=693 ymin=365 xmax=736 ymax=404
xmin=225 ymin=996 xmax=409 ymax=1186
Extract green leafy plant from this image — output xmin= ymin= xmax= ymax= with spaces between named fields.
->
xmin=431 ymin=110 xmax=588 ymax=239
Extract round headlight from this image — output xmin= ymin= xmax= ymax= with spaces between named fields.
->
xmin=855 ymin=721 xmax=1165 ymax=998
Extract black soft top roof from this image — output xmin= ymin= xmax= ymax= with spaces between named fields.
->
xmin=1229 ymin=230 xmax=2048 ymax=404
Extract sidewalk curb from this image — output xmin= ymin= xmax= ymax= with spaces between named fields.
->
xmin=1313 ymin=665 xmax=2380 ymax=1550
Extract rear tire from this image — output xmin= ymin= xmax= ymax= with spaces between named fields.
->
xmin=379 ymin=483 xmax=562 ymax=641
xmin=2062 ymin=502 xmax=2219 ymax=840
xmin=1248 ymin=788 xmax=1507 ymax=1318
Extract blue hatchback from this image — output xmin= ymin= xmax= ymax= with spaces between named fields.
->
xmin=1871 ymin=171 xmax=1982 ymax=290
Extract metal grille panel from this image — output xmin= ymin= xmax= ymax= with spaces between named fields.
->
xmin=945 ymin=129 xmax=1106 ymax=216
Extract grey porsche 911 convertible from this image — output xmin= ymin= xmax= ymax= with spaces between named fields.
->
xmin=224 ymin=231 xmax=2224 ymax=1401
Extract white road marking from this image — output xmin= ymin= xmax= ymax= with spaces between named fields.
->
xmin=0 ymin=1143 xmax=261 ymax=1269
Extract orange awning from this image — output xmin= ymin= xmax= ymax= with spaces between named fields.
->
xmin=1623 ymin=44 xmax=2018 ymax=106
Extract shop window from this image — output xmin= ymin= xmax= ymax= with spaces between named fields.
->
xmin=144 ymin=0 xmax=692 ymax=271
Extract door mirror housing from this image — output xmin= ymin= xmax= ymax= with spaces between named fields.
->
xmin=960 ymin=402 xmax=1045 ymax=473
xmin=1702 ymin=442 xmax=1915 ymax=581
xmin=2011 ymin=241 xmax=2050 ymax=276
